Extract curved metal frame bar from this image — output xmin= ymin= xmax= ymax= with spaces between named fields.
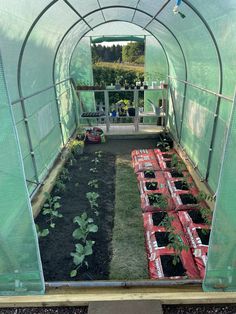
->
xmin=182 ymin=0 xmax=223 ymax=181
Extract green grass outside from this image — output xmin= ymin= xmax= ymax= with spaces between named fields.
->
xmin=109 ymin=155 xmax=149 ymax=280
xmin=94 ymin=61 xmax=144 ymax=74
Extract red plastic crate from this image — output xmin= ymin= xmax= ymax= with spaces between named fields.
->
xmin=191 ymin=246 xmax=208 ymax=279
xmin=137 ymin=170 xmax=165 ymax=182
xmin=133 ymin=159 xmax=160 ymax=173
xmin=171 ymin=190 xmax=200 ymax=210
xmin=139 ymin=178 xmax=167 ymax=194
xmin=144 ymin=212 xmax=200 ymax=279
xmin=141 ymin=190 xmax=174 ymax=212
xmin=131 ymin=149 xmax=155 ymax=159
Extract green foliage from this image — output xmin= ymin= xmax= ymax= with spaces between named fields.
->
xmin=60 ymin=167 xmax=70 ymax=182
xmin=86 ymin=192 xmax=99 ymax=215
xmin=95 ymin=151 xmax=102 ymax=158
xmin=72 ymin=213 xmax=98 ymax=242
xmin=42 ymin=192 xmax=63 ymax=228
xmin=69 ymin=139 xmax=84 ymax=156
xmin=88 ymin=179 xmax=99 ymax=189
xmin=171 ymin=154 xmax=186 ymax=173
xmin=148 ymin=193 xmax=168 ymax=210
xmin=35 ymin=224 xmax=49 ymax=238
xmin=200 ymin=207 xmax=212 ymax=225
xmin=54 ymin=179 xmax=66 ymax=194
xmin=92 ymin=44 xmax=122 ymax=63
xmin=158 ymin=214 xmax=189 ymax=266
xmin=70 ymin=240 xmax=95 ymax=277
xmin=89 ymin=167 xmax=98 ymax=173
xmin=91 ymin=157 xmax=100 ymax=165
xmin=197 ymin=191 xmax=214 ymax=202
xmin=122 ymin=42 xmax=145 ymax=63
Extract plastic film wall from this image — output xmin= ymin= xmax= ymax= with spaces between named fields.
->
xmin=0 ymin=53 xmax=44 ymax=295
xmin=0 ymin=0 xmax=235 ymax=294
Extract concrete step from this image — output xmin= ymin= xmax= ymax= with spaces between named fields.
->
xmin=88 ymin=300 xmax=163 ymax=314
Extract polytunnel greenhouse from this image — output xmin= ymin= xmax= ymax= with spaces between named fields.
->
xmin=0 ymin=0 xmax=236 ymax=301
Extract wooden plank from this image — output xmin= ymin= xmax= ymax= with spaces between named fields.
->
xmin=174 ymin=144 xmax=215 ymax=210
xmin=1 ymin=291 xmax=236 ymax=308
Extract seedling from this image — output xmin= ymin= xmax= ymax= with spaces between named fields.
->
xmin=75 ymin=182 xmax=79 ymax=188
xmin=88 ymin=179 xmax=99 ymax=189
xmin=197 ymin=191 xmax=214 ymax=203
xmin=86 ymin=192 xmax=99 ymax=215
xmin=73 ymin=212 xmax=98 ymax=242
xmin=60 ymin=167 xmax=70 ymax=182
xmin=91 ymin=157 xmax=100 ymax=165
xmin=171 ymin=154 xmax=186 ymax=174
xmin=167 ymin=233 xmax=189 ymax=265
xmin=42 ymin=192 xmax=63 ymax=228
xmin=35 ymin=224 xmax=49 ymax=238
xmin=69 ymin=139 xmax=84 ymax=156
xmin=200 ymin=207 xmax=212 ymax=226
xmin=90 ymin=167 xmax=98 ymax=173
xmin=54 ymin=179 xmax=66 ymax=193
xmin=70 ymin=240 xmax=95 ymax=277
xmin=148 ymin=193 xmax=168 ymax=210
xmin=95 ymin=151 xmax=102 ymax=158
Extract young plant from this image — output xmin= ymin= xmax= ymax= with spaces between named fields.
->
xmin=148 ymin=193 xmax=168 ymax=210
xmin=200 ymin=207 xmax=212 ymax=226
xmin=95 ymin=151 xmax=102 ymax=158
xmin=72 ymin=213 xmax=98 ymax=242
xmin=86 ymin=192 xmax=99 ymax=215
xmin=42 ymin=192 xmax=63 ymax=228
xmin=35 ymin=224 xmax=49 ymax=238
xmin=159 ymin=214 xmax=189 ymax=266
xmin=90 ymin=167 xmax=98 ymax=173
xmin=167 ymin=233 xmax=189 ymax=265
xmin=88 ymin=179 xmax=99 ymax=189
xmin=91 ymin=157 xmax=100 ymax=165
xmin=54 ymin=179 xmax=66 ymax=194
xmin=171 ymin=154 xmax=186 ymax=173
xmin=69 ymin=139 xmax=84 ymax=156
xmin=70 ymin=240 xmax=95 ymax=277
xmin=60 ymin=167 xmax=70 ymax=182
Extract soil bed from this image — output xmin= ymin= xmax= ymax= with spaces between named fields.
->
xmin=179 ymin=194 xmax=197 ymax=205
xmin=196 ymin=229 xmax=210 ymax=245
xmin=144 ymin=170 xmax=155 ymax=178
xmin=155 ymin=232 xmax=171 ymax=247
xmin=170 ymin=170 xmax=184 ymax=177
xmin=36 ymin=138 xmax=157 ymax=281
xmin=174 ymin=180 xmax=189 ymax=190
xmin=152 ymin=212 xmax=167 ymax=226
xmin=36 ymin=151 xmax=116 ymax=281
xmin=160 ymin=255 xmax=186 ymax=277
xmin=146 ymin=182 xmax=158 ymax=190
xmin=188 ymin=210 xmax=205 ymax=224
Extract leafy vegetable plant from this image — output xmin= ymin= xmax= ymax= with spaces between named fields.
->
xmin=72 ymin=213 xmax=98 ymax=242
xmin=95 ymin=151 xmax=102 ymax=158
xmin=70 ymin=240 xmax=95 ymax=277
xmin=42 ymin=192 xmax=63 ymax=228
xmin=148 ymin=193 xmax=168 ymax=210
xmin=35 ymin=224 xmax=49 ymax=238
xmin=88 ymin=179 xmax=99 ymax=189
xmin=90 ymin=167 xmax=98 ymax=173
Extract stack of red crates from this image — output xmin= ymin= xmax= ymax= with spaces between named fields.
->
xmin=131 ymin=147 xmax=212 ymax=280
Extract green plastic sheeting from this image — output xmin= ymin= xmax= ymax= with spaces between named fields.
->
xmin=70 ymin=37 xmax=95 ymax=114
xmin=0 ymin=53 xmax=44 ymax=295
xmin=144 ymin=36 xmax=168 ymax=123
xmin=204 ymin=91 xmax=236 ymax=292
xmin=0 ymin=0 xmax=235 ymax=294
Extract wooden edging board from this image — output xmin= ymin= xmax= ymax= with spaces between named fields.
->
xmin=0 ymin=286 xmax=236 ymax=307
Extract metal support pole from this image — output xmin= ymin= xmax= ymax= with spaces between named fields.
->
xmin=134 ymin=89 xmax=139 ymax=132
xmin=169 ymin=84 xmax=180 ymax=141
xmin=20 ymin=99 xmax=40 ymax=184
xmin=104 ymin=90 xmax=110 ymax=132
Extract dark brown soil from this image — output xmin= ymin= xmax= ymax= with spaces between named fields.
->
xmin=170 ymin=170 xmax=184 ymax=177
xmin=148 ymin=193 xmax=165 ymax=206
xmin=174 ymin=180 xmax=189 ymax=190
xmin=179 ymin=194 xmax=197 ymax=205
xmin=152 ymin=212 xmax=167 ymax=226
xmin=36 ymin=151 xmax=116 ymax=281
xmin=36 ymin=138 xmax=157 ymax=281
xmin=146 ymin=182 xmax=158 ymax=190
xmin=0 ymin=308 xmax=87 ymax=314
xmin=155 ymin=232 xmax=171 ymax=247
xmin=165 ymin=161 xmax=172 ymax=168
xmin=188 ymin=210 xmax=205 ymax=224
xmin=162 ymin=154 xmax=172 ymax=159
xmin=160 ymin=255 xmax=186 ymax=277
xmin=196 ymin=229 xmax=210 ymax=245
xmin=144 ymin=170 xmax=155 ymax=178
xmin=163 ymin=304 xmax=236 ymax=314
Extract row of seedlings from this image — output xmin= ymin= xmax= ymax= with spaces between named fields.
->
xmin=131 ymin=144 xmax=212 ymax=280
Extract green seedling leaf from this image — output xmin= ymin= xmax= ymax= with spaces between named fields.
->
xmin=70 ymin=270 xmax=77 ymax=277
